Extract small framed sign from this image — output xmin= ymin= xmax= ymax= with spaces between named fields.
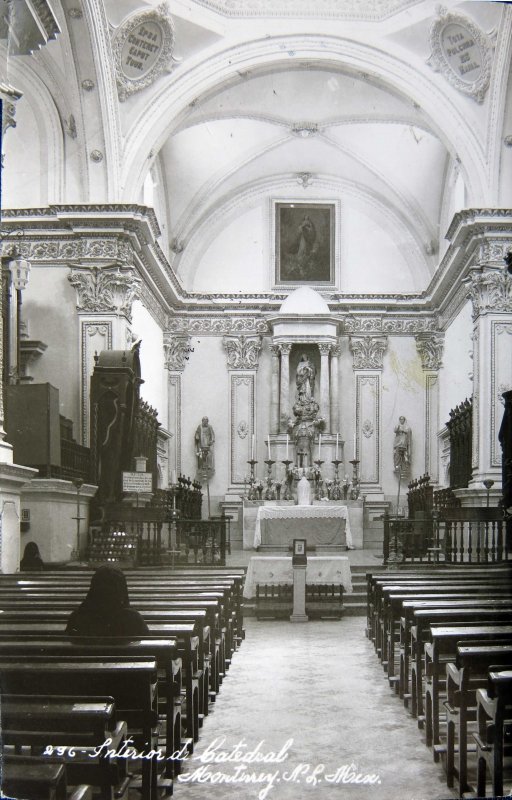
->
xmin=292 ymin=538 xmax=307 ymax=566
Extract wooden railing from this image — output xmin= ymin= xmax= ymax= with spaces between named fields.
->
xmin=383 ymin=508 xmax=510 ymax=566
xmin=174 ymin=518 xmax=228 ymax=566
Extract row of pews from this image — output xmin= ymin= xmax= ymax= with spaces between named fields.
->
xmin=0 ymin=567 xmax=246 ymax=800
xmin=366 ymin=564 xmax=512 ymax=798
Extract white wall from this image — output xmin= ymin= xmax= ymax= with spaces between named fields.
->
xmin=439 ymin=301 xmax=473 ymax=425
xmin=132 ymin=301 xmax=167 ymax=425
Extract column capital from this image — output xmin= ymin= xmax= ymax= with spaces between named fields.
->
xmin=68 ymin=265 xmax=141 ymax=323
xmin=349 ymin=336 xmax=388 ymax=370
xmin=331 ymin=344 xmax=341 ymax=358
xmin=269 ymin=343 xmax=281 ymax=358
xmin=278 ymin=342 xmax=292 ymax=355
xmin=465 ymin=265 xmax=512 ymax=320
xmin=415 ymin=334 xmax=444 ymax=371
xmin=222 ymin=334 xmax=262 ymax=370
xmin=164 ymin=333 xmax=192 ymax=372
xmin=319 ymin=342 xmax=332 ymax=356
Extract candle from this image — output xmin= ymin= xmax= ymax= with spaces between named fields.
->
xmin=318 ymin=433 xmax=322 ymax=459
xmin=267 ymin=435 xmax=271 ymax=461
xmin=286 ymin=434 xmax=289 ymax=460
xmin=335 ymin=433 xmax=339 ymax=461
xmin=251 ymin=434 xmax=255 ymax=460
xmin=353 ymin=433 xmax=356 ymax=459
xmin=170 ymin=469 xmax=177 ymax=485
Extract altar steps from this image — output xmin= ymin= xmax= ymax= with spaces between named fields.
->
xmin=343 ymin=566 xmax=371 ymax=616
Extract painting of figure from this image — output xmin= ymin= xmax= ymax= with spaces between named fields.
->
xmin=276 ymin=202 xmax=334 ymax=284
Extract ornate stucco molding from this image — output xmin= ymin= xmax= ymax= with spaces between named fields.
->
xmin=465 ymin=267 xmax=512 ymax=320
xmin=415 ymin=334 xmax=444 ymax=371
xmin=349 ymin=336 xmax=388 ymax=370
xmin=167 ymin=317 xmax=269 ymax=335
xmin=343 ymin=315 xmax=437 ymax=335
xmin=222 ymin=335 xmax=263 ymax=370
xmin=163 ymin=334 xmax=192 ymax=371
xmin=0 ymin=83 xmax=23 ymax=136
xmin=112 ymin=3 xmax=177 ymax=101
xmin=190 ymin=0 xmax=422 ymax=19
xmin=427 ymin=6 xmax=493 ymax=103
xmin=68 ymin=266 xmax=141 ymax=322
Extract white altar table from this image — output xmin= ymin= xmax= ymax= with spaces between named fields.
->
xmin=243 ymin=556 xmax=352 ymax=599
xmin=253 ymin=504 xmax=353 ymax=549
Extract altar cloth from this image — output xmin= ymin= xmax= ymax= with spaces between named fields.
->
xmin=243 ymin=555 xmax=353 ymax=599
xmin=253 ymin=504 xmax=353 ymax=549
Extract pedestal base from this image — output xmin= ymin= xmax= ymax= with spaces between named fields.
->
xmin=0 ymin=462 xmax=38 ymax=573
xmin=291 ymin=564 xmax=308 ymax=622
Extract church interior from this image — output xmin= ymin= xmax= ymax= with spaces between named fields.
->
xmin=0 ymin=0 xmax=512 ymax=798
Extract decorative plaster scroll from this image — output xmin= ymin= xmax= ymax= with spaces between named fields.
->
xmin=167 ymin=317 xmax=269 ymax=335
xmin=427 ymin=7 xmax=492 ymax=103
xmin=81 ymin=321 xmax=112 ymax=445
xmin=1 ymin=236 xmax=134 ymax=263
xmin=230 ymin=374 xmax=255 ymax=485
xmin=415 ymin=334 xmax=444 ymax=371
xmin=112 ymin=3 xmax=176 ymax=101
xmin=465 ymin=268 xmax=512 ymax=320
xmin=163 ymin=334 xmax=192 ymax=372
xmin=223 ymin=335 xmax=263 ymax=370
xmin=69 ymin=266 xmax=141 ymax=322
xmin=349 ymin=336 xmax=388 ymax=370
xmin=0 ymin=84 xmax=22 ymax=136
xmin=362 ymin=419 xmax=374 ymax=438
xmin=343 ymin=316 xmax=437 ymax=335
xmin=491 ymin=322 xmax=512 ymax=468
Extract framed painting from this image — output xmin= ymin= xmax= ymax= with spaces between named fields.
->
xmin=274 ymin=202 xmax=335 ymax=286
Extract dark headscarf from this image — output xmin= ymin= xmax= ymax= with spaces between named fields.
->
xmin=81 ymin=565 xmax=130 ymax=612
xmin=66 ymin=564 xmax=149 ymax=637
xmin=20 ymin=541 xmax=44 ymax=571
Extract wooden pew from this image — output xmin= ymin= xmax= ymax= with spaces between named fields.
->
xmin=0 ymin=619 xmax=202 ymax=752
xmin=473 ymin=668 xmax=512 ymax=798
xmin=1 ymin=694 xmax=128 ymax=799
xmin=0 ymin=638 xmax=181 ymax=780
xmin=409 ymin=610 xmax=512 ymax=724
xmin=1 ymin=759 xmax=92 ymax=800
xmin=444 ymin=643 xmax=512 ymax=795
xmin=421 ymin=624 xmax=512 ymax=754
xmin=0 ymin=655 xmax=160 ymax=800
xmin=397 ymin=596 xmax=512 ymax=700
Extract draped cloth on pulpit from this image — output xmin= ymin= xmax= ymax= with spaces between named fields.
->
xmin=253 ymin=504 xmax=353 ymax=549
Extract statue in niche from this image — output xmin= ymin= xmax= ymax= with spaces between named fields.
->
xmin=195 ymin=416 xmax=215 ymax=477
xmin=296 ymin=353 xmax=316 ymax=401
xmin=393 ymin=416 xmax=412 ymax=473
xmin=289 ymin=419 xmax=314 ymax=468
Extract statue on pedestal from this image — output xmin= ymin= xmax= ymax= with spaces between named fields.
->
xmin=195 ymin=416 xmax=215 ymax=478
xmin=393 ymin=416 xmax=411 ymax=473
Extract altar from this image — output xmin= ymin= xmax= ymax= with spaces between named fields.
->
xmin=243 ymin=556 xmax=352 ymax=599
xmin=252 ymin=504 xmax=353 ymax=550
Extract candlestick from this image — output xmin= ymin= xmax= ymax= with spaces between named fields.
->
xmin=286 ymin=434 xmax=289 ymax=460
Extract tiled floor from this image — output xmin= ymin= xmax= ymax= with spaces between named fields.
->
xmin=172 ymin=617 xmax=460 ymax=800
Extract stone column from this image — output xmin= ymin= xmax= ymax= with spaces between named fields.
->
xmin=279 ymin=343 xmax=292 ymax=432
xmin=465 ymin=265 xmax=512 ymax=491
xmin=269 ymin=344 xmax=280 ymax=434
xmin=415 ymin=334 xmax=444 ymax=482
xmin=319 ymin=343 xmax=331 ymax=428
xmin=330 ymin=344 xmax=340 ymax=433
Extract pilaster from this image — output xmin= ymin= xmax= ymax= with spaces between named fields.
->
xmin=319 ymin=343 xmax=331 ymax=428
xmin=350 ymin=336 xmax=387 ymax=495
xmin=330 ymin=344 xmax=340 ymax=433
xmin=164 ymin=334 xmax=192 ymax=478
xmin=279 ymin=343 xmax=292 ymax=432
xmin=270 ymin=344 xmax=280 ymax=434
xmin=415 ymin=334 xmax=444 ymax=481
xmin=465 ymin=264 xmax=512 ymax=489
xmin=222 ymin=335 xmax=262 ymax=487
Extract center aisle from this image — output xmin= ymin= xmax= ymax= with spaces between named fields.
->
xmin=175 ymin=618 xmax=456 ymax=800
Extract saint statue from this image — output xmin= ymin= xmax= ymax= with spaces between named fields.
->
xmin=296 ymin=353 xmax=316 ymax=401
xmin=289 ymin=420 xmax=314 ymax=467
xmin=195 ymin=416 xmax=215 ymax=477
xmin=393 ymin=416 xmax=411 ymax=472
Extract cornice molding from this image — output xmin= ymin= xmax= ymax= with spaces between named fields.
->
xmin=188 ymin=0 xmax=422 ymax=20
